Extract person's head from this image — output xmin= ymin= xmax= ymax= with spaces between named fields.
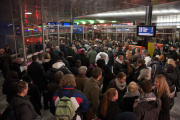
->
xmin=5 ymin=71 xmax=19 ymax=82
xmin=170 ymin=45 xmax=175 ymax=51
xmin=81 ymin=50 xmax=85 ymax=55
xmin=153 ymin=57 xmax=159 ymax=61
xmin=153 ymin=43 xmax=157 ymax=48
xmin=137 ymin=69 xmax=151 ymax=81
xmin=132 ymin=55 xmax=138 ymax=62
xmin=0 ymin=49 xmax=5 ymax=55
xmin=125 ymin=50 xmax=132 ymax=60
xmin=75 ymin=60 xmax=81 ymax=67
xmin=100 ymin=88 xmax=118 ymax=117
xmin=108 ymin=48 xmax=112 ymax=52
xmin=32 ymin=55 xmax=38 ymax=62
xmin=16 ymin=81 xmax=28 ymax=97
xmin=128 ymin=81 xmax=138 ymax=92
xmin=55 ymin=46 xmax=60 ymax=51
xmin=118 ymin=55 xmax=124 ymax=61
xmin=22 ymin=74 xmax=32 ymax=83
xmin=78 ymin=66 xmax=87 ymax=75
xmin=60 ymin=74 xmax=76 ymax=88
xmin=135 ymin=47 xmax=140 ymax=53
xmin=91 ymin=45 xmax=94 ymax=50
xmin=100 ymin=48 xmax=104 ymax=52
xmin=58 ymin=51 xmax=64 ymax=57
xmin=166 ymin=64 xmax=175 ymax=73
xmin=92 ymin=67 xmax=102 ymax=80
xmin=55 ymin=71 xmax=64 ymax=85
xmin=44 ymin=53 xmax=51 ymax=59
xmin=124 ymin=60 xmax=133 ymax=76
xmin=140 ymin=80 xmax=152 ymax=94
xmin=137 ymin=58 xmax=145 ymax=67
xmin=5 ymin=45 xmax=9 ymax=50
xmin=154 ymin=74 xmax=171 ymax=98
xmin=167 ymin=58 xmax=176 ymax=68
xmin=13 ymin=57 xmax=22 ymax=64
xmin=144 ymin=52 xmax=150 ymax=57
xmin=117 ymin=72 xmax=127 ymax=83
xmin=100 ymin=53 xmax=106 ymax=60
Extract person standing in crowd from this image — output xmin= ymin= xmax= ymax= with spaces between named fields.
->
xmin=100 ymin=88 xmax=122 ymax=120
xmin=154 ymin=74 xmax=171 ymax=120
xmin=122 ymin=82 xmax=140 ymax=112
xmin=107 ymin=72 xmax=127 ymax=109
xmin=0 ymin=48 xmax=13 ymax=79
xmin=66 ymin=44 xmax=75 ymax=57
xmin=87 ymin=45 xmax=97 ymax=64
xmin=42 ymin=53 xmax=52 ymax=73
xmin=75 ymin=66 xmax=88 ymax=92
xmin=95 ymin=48 xmax=109 ymax=65
xmin=50 ymin=74 xmax=89 ymax=120
xmin=125 ymin=50 xmax=132 ymax=63
xmin=123 ymin=60 xmax=133 ymax=84
xmin=144 ymin=52 xmax=151 ymax=67
xmin=153 ymin=43 xmax=161 ymax=58
xmin=168 ymin=45 xmax=178 ymax=61
xmin=150 ymin=57 xmax=162 ymax=81
xmin=4 ymin=45 xmax=12 ymax=55
xmin=10 ymin=81 xmax=40 ymax=120
xmin=133 ymin=80 xmax=161 ymax=120
xmin=58 ymin=51 xmax=70 ymax=69
xmin=113 ymin=54 xmax=125 ymax=75
xmin=49 ymin=48 xmax=58 ymax=65
xmin=132 ymin=45 xmax=136 ymax=55
xmin=83 ymin=67 xmax=102 ymax=120
xmin=77 ymin=50 xmax=90 ymax=68
xmin=134 ymin=47 xmax=141 ymax=58
xmin=55 ymin=46 xmax=60 ymax=54
xmin=107 ymin=48 xmax=114 ymax=72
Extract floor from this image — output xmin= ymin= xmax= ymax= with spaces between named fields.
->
xmin=0 ymin=73 xmax=180 ymax=120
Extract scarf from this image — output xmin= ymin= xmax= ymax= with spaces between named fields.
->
xmin=115 ymin=78 xmax=126 ymax=90
xmin=115 ymin=57 xmax=123 ymax=64
xmin=139 ymin=92 xmax=156 ymax=102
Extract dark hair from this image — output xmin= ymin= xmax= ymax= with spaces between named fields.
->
xmin=81 ymin=50 xmax=85 ymax=54
xmin=75 ymin=60 xmax=81 ymax=67
xmin=16 ymin=81 xmax=27 ymax=94
xmin=170 ymin=45 xmax=175 ymax=48
xmin=117 ymin=72 xmax=127 ymax=79
xmin=92 ymin=67 xmax=102 ymax=79
xmin=144 ymin=52 xmax=150 ymax=56
xmin=22 ymin=74 xmax=31 ymax=83
xmin=58 ymin=51 xmax=64 ymax=57
xmin=4 ymin=71 xmax=19 ymax=84
xmin=32 ymin=55 xmax=38 ymax=62
xmin=140 ymin=80 xmax=152 ymax=93
xmin=100 ymin=48 xmax=104 ymax=52
xmin=137 ymin=58 xmax=145 ymax=65
xmin=118 ymin=54 xmax=124 ymax=59
xmin=153 ymin=57 xmax=159 ymax=61
xmin=166 ymin=64 xmax=175 ymax=73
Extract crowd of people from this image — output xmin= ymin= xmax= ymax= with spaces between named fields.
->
xmin=0 ymin=38 xmax=180 ymax=120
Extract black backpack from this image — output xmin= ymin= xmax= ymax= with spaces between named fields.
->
xmin=0 ymin=103 xmax=26 ymax=120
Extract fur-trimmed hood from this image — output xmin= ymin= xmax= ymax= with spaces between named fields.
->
xmin=137 ymin=68 xmax=151 ymax=81
xmin=52 ymin=62 xmax=65 ymax=69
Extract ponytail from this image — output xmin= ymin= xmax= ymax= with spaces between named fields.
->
xmin=100 ymin=93 xmax=109 ymax=117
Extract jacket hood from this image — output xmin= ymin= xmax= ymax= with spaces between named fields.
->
xmin=52 ymin=62 xmax=65 ymax=69
xmin=138 ymin=69 xmax=151 ymax=81
xmin=42 ymin=59 xmax=50 ymax=63
xmin=115 ymin=57 xmax=123 ymax=64
xmin=123 ymin=90 xmax=140 ymax=98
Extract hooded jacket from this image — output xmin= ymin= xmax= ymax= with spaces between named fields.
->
xmin=133 ymin=92 xmax=162 ymax=120
xmin=113 ymin=57 xmax=126 ymax=75
xmin=150 ymin=61 xmax=162 ymax=81
xmin=95 ymin=52 xmax=109 ymax=65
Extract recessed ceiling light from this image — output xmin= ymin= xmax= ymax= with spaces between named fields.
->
xmin=25 ymin=12 xmax=32 ymax=15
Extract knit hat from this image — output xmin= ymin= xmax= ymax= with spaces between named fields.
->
xmin=116 ymin=112 xmax=137 ymax=120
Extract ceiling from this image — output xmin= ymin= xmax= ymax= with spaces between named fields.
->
xmin=0 ymin=0 xmax=179 ymax=24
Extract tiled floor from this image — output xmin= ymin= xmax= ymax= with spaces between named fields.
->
xmin=0 ymin=74 xmax=180 ymax=120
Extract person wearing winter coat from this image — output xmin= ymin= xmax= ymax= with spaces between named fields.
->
xmin=107 ymin=72 xmax=127 ymax=109
xmin=87 ymin=45 xmax=97 ymax=64
xmin=144 ymin=52 xmax=151 ymax=67
xmin=65 ymin=44 xmax=75 ymax=57
xmin=42 ymin=53 xmax=52 ymax=73
xmin=107 ymin=48 xmax=115 ymax=72
xmin=10 ymin=81 xmax=40 ymax=120
xmin=137 ymin=68 xmax=151 ymax=84
xmin=12 ymin=57 xmax=26 ymax=78
xmin=113 ymin=54 xmax=126 ymax=75
xmin=76 ymin=50 xmax=90 ymax=68
xmin=153 ymin=43 xmax=161 ymax=58
xmin=168 ymin=45 xmax=177 ymax=61
xmin=58 ymin=51 xmax=70 ymax=69
xmin=75 ymin=66 xmax=89 ymax=92
xmin=150 ymin=57 xmax=162 ymax=81
xmin=83 ymin=67 xmax=102 ymax=120
xmin=95 ymin=48 xmax=109 ymax=65
xmin=134 ymin=48 xmax=141 ymax=58
xmin=27 ymin=55 xmax=47 ymax=92
xmin=133 ymin=80 xmax=162 ymax=120
xmin=154 ymin=74 xmax=171 ymax=120
xmin=100 ymin=88 xmax=122 ymax=120
xmin=51 ymin=74 xmax=89 ymax=120
xmin=122 ymin=82 xmax=140 ymax=112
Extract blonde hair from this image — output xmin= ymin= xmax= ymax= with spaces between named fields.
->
xmin=72 ymin=46 xmax=78 ymax=54
xmin=128 ymin=81 xmax=138 ymax=92
xmin=155 ymin=74 xmax=171 ymax=98
xmin=126 ymin=50 xmax=132 ymax=61
xmin=44 ymin=53 xmax=51 ymax=59
xmin=100 ymin=88 xmax=117 ymax=117
xmin=167 ymin=59 xmax=176 ymax=68
xmin=60 ymin=74 xmax=76 ymax=88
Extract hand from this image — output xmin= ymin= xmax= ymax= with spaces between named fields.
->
xmin=133 ymin=99 xmax=139 ymax=108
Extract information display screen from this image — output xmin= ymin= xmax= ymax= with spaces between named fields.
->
xmin=64 ymin=23 xmax=70 ymax=26
xmin=137 ymin=26 xmax=156 ymax=37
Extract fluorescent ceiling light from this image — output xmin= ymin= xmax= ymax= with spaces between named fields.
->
xmin=153 ymin=9 xmax=180 ymax=14
xmin=25 ymin=12 xmax=32 ymax=15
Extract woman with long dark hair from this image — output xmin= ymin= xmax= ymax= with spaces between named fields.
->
xmin=100 ymin=88 xmax=121 ymax=120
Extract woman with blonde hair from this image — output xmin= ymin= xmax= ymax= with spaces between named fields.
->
xmin=126 ymin=50 xmax=132 ymax=62
xmin=124 ymin=60 xmax=133 ymax=84
xmin=154 ymin=74 xmax=171 ymax=120
xmin=42 ymin=53 xmax=51 ymax=72
xmin=122 ymin=81 xmax=140 ymax=112
xmin=100 ymin=88 xmax=121 ymax=120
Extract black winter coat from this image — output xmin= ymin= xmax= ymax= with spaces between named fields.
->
xmin=10 ymin=95 xmax=39 ymax=120
xmin=12 ymin=63 xmax=26 ymax=78
xmin=76 ymin=54 xmax=90 ymax=67
xmin=113 ymin=61 xmax=127 ymax=75
xmin=150 ymin=61 xmax=162 ymax=81
xmin=27 ymin=62 xmax=47 ymax=91
xmin=58 ymin=56 xmax=70 ymax=68
xmin=107 ymin=52 xmax=114 ymax=66
xmin=169 ymin=50 xmax=177 ymax=61
xmin=153 ymin=48 xmax=161 ymax=58
xmin=133 ymin=64 xmax=146 ymax=82
xmin=122 ymin=96 xmax=139 ymax=112
xmin=66 ymin=48 xmax=75 ymax=57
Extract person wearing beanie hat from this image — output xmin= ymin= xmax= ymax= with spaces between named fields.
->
xmin=116 ymin=112 xmax=137 ymax=120
xmin=22 ymin=74 xmax=42 ymax=115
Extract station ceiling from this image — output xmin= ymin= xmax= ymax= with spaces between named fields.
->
xmin=0 ymin=0 xmax=180 ymax=24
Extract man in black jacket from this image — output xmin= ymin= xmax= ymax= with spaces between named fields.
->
xmin=133 ymin=80 xmax=161 ymax=120
xmin=168 ymin=45 xmax=177 ymax=61
xmin=153 ymin=43 xmax=161 ymax=58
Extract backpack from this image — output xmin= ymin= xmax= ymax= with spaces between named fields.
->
xmin=0 ymin=103 xmax=26 ymax=120
xmin=55 ymin=90 xmax=76 ymax=120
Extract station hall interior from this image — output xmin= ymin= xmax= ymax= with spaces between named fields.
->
xmin=0 ymin=0 xmax=180 ymax=120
